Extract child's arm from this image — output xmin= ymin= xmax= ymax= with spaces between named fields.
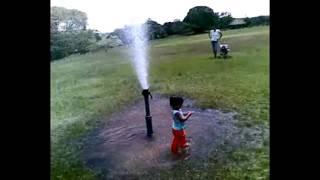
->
xmin=175 ymin=112 xmax=193 ymax=122
xmin=183 ymin=111 xmax=194 ymax=116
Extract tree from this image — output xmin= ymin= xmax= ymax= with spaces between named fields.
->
xmin=244 ymin=17 xmax=251 ymax=26
xmin=51 ymin=30 xmax=95 ymax=60
xmin=183 ymin=6 xmax=219 ymax=33
xmin=217 ymin=12 xmax=233 ymax=29
xmin=244 ymin=16 xmax=269 ymax=27
xmin=95 ymin=33 xmax=102 ymax=41
xmin=51 ymin=14 xmax=60 ymax=33
xmin=112 ymin=27 xmax=132 ymax=44
xmin=163 ymin=21 xmax=194 ymax=35
xmin=51 ymin=6 xmax=87 ymax=32
xmin=145 ymin=19 xmax=168 ymax=39
xmin=51 ymin=7 xmax=94 ymax=60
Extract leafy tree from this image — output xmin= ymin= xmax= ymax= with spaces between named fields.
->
xmin=217 ymin=12 xmax=234 ymax=29
xmin=183 ymin=6 xmax=219 ymax=33
xmin=163 ymin=21 xmax=194 ymax=35
xmin=51 ymin=6 xmax=87 ymax=32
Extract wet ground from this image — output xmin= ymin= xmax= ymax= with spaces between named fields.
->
xmin=83 ymin=94 xmax=268 ymax=179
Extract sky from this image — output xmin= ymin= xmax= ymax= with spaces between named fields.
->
xmin=51 ymin=0 xmax=269 ymax=33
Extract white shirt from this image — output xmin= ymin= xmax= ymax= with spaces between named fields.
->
xmin=210 ymin=29 xmax=221 ymax=41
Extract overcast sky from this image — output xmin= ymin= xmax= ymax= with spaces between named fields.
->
xmin=51 ymin=0 xmax=269 ymax=32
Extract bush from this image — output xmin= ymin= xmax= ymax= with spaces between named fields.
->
xmin=245 ymin=16 xmax=269 ymax=27
xmin=95 ymin=33 xmax=102 ymax=41
xmin=112 ymin=28 xmax=131 ymax=45
xmin=163 ymin=21 xmax=195 ymax=35
xmin=51 ymin=30 xmax=95 ymax=61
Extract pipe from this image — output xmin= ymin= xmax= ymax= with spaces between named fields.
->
xmin=142 ymin=89 xmax=153 ymax=137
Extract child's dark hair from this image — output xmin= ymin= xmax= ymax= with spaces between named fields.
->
xmin=170 ymin=96 xmax=184 ymax=110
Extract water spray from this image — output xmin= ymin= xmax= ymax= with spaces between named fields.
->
xmin=126 ymin=22 xmax=152 ymax=137
xmin=142 ymin=89 xmax=153 ymax=137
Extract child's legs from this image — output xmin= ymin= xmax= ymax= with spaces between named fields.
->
xmin=171 ymin=129 xmax=179 ymax=154
xmin=171 ymin=129 xmax=188 ymax=154
xmin=175 ymin=129 xmax=187 ymax=147
xmin=179 ymin=130 xmax=187 ymax=148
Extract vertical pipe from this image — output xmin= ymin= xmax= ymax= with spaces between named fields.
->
xmin=142 ymin=89 xmax=153 ymax=137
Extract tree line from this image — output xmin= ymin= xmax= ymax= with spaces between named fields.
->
xmin=51 ymin=6 xmax=269 ymax=61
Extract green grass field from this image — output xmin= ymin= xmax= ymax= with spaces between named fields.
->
xmin=51 ymin=26 xmax=269 ymax=179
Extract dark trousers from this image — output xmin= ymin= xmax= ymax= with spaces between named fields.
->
xmin=211 ymin=41 xmax=219 ymax=57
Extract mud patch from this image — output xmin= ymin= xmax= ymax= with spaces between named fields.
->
xmin=83 ymin=94 xmax=266 ymax=179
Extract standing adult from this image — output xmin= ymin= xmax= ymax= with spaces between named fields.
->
xmin=209 ymin=28 xmax=223 ymax=58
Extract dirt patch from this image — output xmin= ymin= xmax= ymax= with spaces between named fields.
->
xmin=83 ymin=94 xmax=266 ymax=179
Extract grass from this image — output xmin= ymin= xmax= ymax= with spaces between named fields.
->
xmin=51 ymin=25 xmax=269 ymax=179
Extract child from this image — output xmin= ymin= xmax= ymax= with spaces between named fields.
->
xmin=170 ymin=96 xmax=193 ymax=155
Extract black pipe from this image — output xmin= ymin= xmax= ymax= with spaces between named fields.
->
xmin=142 ymin=89 xmax=153 ymax=137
